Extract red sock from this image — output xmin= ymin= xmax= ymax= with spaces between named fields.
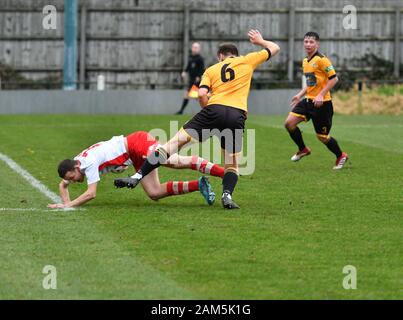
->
xmin=210 ymin=164 xmax=224 ymax=178
xmin=191 ymin=156 xmax=224 ymax=178
xmin=167 ymin=180 xmax=199 ymax=195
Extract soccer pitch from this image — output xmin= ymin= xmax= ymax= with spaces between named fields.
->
xmin=0 ymin=114 xmax=402 ymax=299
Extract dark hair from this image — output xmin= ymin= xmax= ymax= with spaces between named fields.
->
xmin=304 ymin=31 xmax=320 ymax=41
xmin=58 ymin=159 xmax=76 ymax=178
xmin=217 ymin=43 xmax=239 ymax=57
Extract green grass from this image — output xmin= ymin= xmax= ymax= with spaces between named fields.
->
xmin=376 ymin=84 xmax=403 ymax=96
xmin=0 ymin=114 xmax=402 ymax=299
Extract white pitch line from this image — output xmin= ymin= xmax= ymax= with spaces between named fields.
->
xmin=0 ymin=208 xmax=47 ymax=212
xmin=0 ymin=151 xmax=61 ymax=204
xmin=0 ymin=207 xmax=79 ymax=212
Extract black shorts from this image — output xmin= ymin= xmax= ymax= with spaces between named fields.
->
xmin=291 ymin=99 xmax=334 ymax=136
xmin=182 ymin=104 xmax=247 ymax=154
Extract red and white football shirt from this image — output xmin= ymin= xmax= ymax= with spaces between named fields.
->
xmin=73 ymin=132 xmax=159 ymax=185
xmin=74 ymin=135 xmax=132 ymax=185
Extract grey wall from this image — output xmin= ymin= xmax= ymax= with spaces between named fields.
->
xmin=0 ymin=89 xmax=296 ymax=115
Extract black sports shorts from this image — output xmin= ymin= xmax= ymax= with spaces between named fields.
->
xmin=291 ymin=99 xmax=334 ymax=136
xmin=182 ymin=104 xmax=246 ymax=154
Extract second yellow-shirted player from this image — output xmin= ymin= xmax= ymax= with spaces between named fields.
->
xmin=113 ymin=29 xmax=280 ymax=209
xmin=285 ymin=31 xmax=348 ymax=170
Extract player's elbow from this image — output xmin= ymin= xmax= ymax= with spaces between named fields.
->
xmin=59 ymin=180 xmax=68 ymax=188
xmin=269 ymin=43 xmax=281 ymax=57
xmin=198 ymin=97 xmax=207 ymax=107
xmin=198 ymin=88 xmax=208 ymax=97
xmin=198 ymin=94 xmax=209 ymax=107
xmin=87 ymin=192 xmax=96 ymax=200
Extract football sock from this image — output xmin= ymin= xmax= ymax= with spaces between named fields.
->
xmin=179 ymin=99 xmax=189 ymax=113
xmin=167 ymin=180 xmax=199 ymax=195
xmin=131 ymin=147 xmax=170 ymax=180
xmin=191 ymin=156 xmax=225 ymax=178
xmin=325 ymin=137 xmax=343 ymax=158
xmin=288 ymin=127 xmax=306 ymax=151
xmin=222 ymin=170 xmax=238 ymax=195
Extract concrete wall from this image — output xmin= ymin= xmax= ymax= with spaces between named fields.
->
xmin=0 ymin=89 xmax=296 ymax=115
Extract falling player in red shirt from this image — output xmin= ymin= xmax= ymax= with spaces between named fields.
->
xmin=47 ymin=131 xmax=224 ymax=209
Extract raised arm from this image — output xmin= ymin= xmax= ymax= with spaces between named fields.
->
xmin=248 ymin=29 xmax=280 ymax=58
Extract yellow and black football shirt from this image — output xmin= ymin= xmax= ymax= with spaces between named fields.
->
xmin=303 ymin=52 xmax=337 ymax=101
xmin=199 ymin=48 xmax=271 ymax=112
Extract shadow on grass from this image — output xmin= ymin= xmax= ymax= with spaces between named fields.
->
xmin=85 ymin=200 xmax=224 ymax=211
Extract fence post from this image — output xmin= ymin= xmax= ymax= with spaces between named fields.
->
xmin=287 ymin=6 xmax=295 ymax=82
xmin=63 ymin=0 xmax=78 ymax=90
xmin=357 ymin=81 xmax=363 ymax=114
xmin=183 ymin=3 xmax=190 ymax=73
xmin=393 ymin=8 xmax=401 ymax=79
xmin=79 ymin=5 xmax=87 ymax=90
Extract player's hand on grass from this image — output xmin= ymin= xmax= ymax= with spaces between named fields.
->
xmin=248 ymin=29 xmax=264 ymax=45
xmin=47 ymin=203 xmax=66 ymax=209
xmin=313 ymin=94 xmax=324 ymax=108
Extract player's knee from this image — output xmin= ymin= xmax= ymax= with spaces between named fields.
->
xmin=147 ymin=192 xmax=160 ymax=201
xmin=166 ymin=158 xmax=181 ymax=169
xmin=316 ymin=134 xmax=329 ymax=143
xmin=172 ymin=163 xmax=181 ymax=169
xmin=145 ymin=189 xmax=161 ymax=201
xmin=284 ymin=121 xmax=295 ymax=132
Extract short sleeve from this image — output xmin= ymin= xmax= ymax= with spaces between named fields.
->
xmin=244 ymin=49 xmax=271 ymax=69
xmin=84 ymin=164 xmax=100 ymax=185
xmin=320 ymin=56 xmax=337 ymax=79
xmin=199 ymin=70 xmax=211 ymax=90
xmin=74 ymin=155 xmax=100 ymax=185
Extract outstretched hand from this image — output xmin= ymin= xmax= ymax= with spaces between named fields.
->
xmin=313 ymin=94 xmax=324 ymax=108
xmin=248 ymin=29 xmax=264 ymax=45
xmin=290 ymin=95 xmax=301 ymax=108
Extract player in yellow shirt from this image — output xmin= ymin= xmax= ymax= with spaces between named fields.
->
xmin=114 ymin=29 xmax=280 ymax=209
xmin=284 ymin=31 xmax=348 ymax=170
